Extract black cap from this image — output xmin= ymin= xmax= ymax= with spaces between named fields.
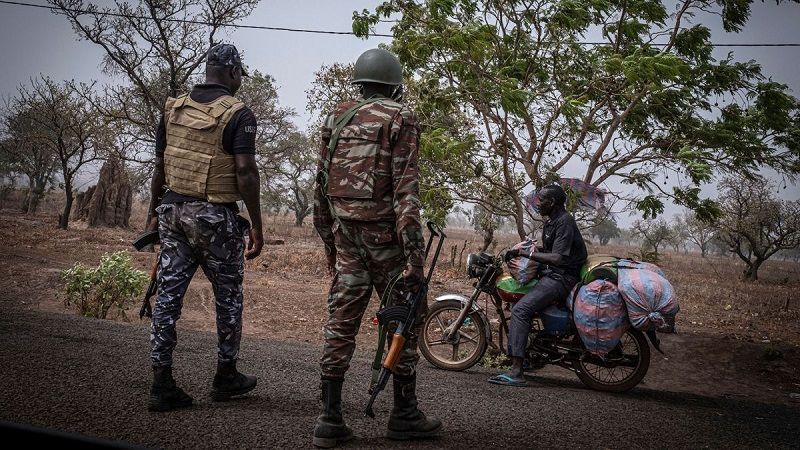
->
xmin=206 ymin=43 xmax=248 ymax=76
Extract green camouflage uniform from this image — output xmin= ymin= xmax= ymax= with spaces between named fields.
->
xmin=314 ymin=96 xmax=425 ymax=380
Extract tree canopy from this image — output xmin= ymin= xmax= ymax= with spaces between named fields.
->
xmin=354 ymin=0 xmax=800 ymax=237
xmin=715 ymin=177 xmax=800 ymax=281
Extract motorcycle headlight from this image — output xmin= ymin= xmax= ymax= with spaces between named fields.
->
xmin=466 ymin=253 xmax=488 ymax=278
xmin=466 ymin=254 xmax=477 ymax=270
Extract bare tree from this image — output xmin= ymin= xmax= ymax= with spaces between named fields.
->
xmin=590 ymin=215 xmax=621 ymax=246
xmin=0 ymin=104 xmax=60 ymax=213
xmin=472 ymin=204 xmax=504 ymax=251
xmin=676 ymin=210 xmax=716 ymax=257
xmin=237 ymin=70 xmax=297 ymax=175
xmin=10 ymin=77 xmax=105 ymax=228
xmin=50 ymin=0 xmax=261 ymax=206
xmin=617 ymin=227 xmax=637 ymax=247
xmin=260 ymin=131 xmax=316 ymax=226
xmin=667 ymin=214 xmax=689 ymax=253
xmin=305 ymin=63 xmax=360 ymax=134
xmin=716 ymin=178 xmax=800 ymax=281
xmin=632 ymin=218 xmax=673 ymax=258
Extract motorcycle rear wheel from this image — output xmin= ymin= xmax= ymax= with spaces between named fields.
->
xmin=420 ymin=300 xmax=488 ymax=371
xmin=575 ymin=328 xmax=650 ymax=392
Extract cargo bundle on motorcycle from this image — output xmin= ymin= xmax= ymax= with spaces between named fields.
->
xmin=420 ymin=244 xmax=679 ymax=393
xmin=567 ymin=256 xmax=679 ymax=357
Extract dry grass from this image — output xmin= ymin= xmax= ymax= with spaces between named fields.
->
xmin=2 ymin=195 xmax=799 ymax=347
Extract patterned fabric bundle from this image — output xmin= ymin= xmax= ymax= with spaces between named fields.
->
xmin=616 ymin=262 xmax=679 ymax=331
xmin=506 ymin=239 xmax=539 ymax=284
xmin=615 ymin=259 xmax=666 ymax=278
xmin=573 ymin=280 xmax=629 ymax=356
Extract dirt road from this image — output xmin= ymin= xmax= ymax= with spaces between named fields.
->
xmin=2 ymin=306 xmax=798 ymax=449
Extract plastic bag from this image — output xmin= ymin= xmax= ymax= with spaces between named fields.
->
xmin=573 ymin=280 xmax=629 ymax=356
xmin=506 ymin=239 xmax=539 ymax=284
xmin=617 ymin=262 xmax=679 ymax=331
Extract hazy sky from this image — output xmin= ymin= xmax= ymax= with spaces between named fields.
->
xmin=1 ymin=0 xmax=798 ymax=223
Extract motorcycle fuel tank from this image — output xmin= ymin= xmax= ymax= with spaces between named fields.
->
xmin=495 ymin=274 xmax=538 ymax=302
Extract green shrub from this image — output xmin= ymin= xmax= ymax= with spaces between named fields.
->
xmin=62 ymin=251 xmax=149 ymax=319
xmin=480 ymin=350 xmax=510 ymax=369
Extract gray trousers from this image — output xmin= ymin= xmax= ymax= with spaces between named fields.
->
xmin=150 ymin=201 xmax=247 ymax=367
xmin=507 ymin=273 xmax=574 ymax=358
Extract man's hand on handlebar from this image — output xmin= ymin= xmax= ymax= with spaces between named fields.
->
xmin=503 ymin=249 xmax=520 ymax=263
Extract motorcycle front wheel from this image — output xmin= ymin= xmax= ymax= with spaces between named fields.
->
xmin=574 ymin=328 xmax=651 ymax=392
xmin=420 ymin=300 xmax=488 ymax=371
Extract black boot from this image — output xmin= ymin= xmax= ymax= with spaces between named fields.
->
xmin=149 ymin=366 xmax=193 ymax=412
xmin=210 ymin=360 xmax=257 ymax=401
xmin=387 ymin=375 xmax=442 ymax=440
xmin=313 ymin=379 xmax=354 ymax=448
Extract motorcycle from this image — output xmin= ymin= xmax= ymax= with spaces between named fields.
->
xmin=420 ymin=251 xmax=652 ymax=392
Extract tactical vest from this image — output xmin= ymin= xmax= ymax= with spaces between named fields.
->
xmin=323 ymin=98 xmax=401 ymax=203
xmin=163 ymin=94 xmax=244 ymax=203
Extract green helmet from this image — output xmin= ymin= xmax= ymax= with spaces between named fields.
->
xmin=351 ymin=48 xmax=403 ymax=86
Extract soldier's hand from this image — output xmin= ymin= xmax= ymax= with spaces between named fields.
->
xmin=245 ymin=228 xmax=264 ymax=260
xmin=403 ymin=264 xmax=424 ymax=293
xmin=326 ymin=251 xmax=337 ymax=276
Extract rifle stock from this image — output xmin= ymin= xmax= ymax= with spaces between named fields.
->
xmin=383 ymin=333 xmax=406 ymax=370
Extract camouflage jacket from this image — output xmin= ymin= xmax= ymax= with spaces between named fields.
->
xmin=313 ymin=96 xmax=425 ymax=267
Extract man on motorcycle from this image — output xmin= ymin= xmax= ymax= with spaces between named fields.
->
xmin=489 ymin=183 xmax=588 ymax=387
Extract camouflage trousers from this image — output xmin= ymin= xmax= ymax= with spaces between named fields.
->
xmin=320 ymin=220 xmax=427 ymax=379
xmin=151 ymin=201 xmax=248 ymax=367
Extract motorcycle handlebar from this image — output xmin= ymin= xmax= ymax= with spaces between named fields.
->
xmin=426 ymin=221 xmax=445 ymax=238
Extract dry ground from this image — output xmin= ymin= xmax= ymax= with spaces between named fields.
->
xmin=1 ymin=203 xmax=799 ymax=406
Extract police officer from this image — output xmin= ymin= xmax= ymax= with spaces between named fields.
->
xmin=312 ymin=48 xmax=441 ymax=447
xmin=146 ymin=43 xmax=264 ymax=411
xmin=489 ymin=183 xmax=588 ymax=386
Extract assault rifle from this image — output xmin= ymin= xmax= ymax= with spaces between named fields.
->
xmin=365 ymin=221 xmax=446 ymax=418
xmin=132 ymin=230 xmax=160 ymax=320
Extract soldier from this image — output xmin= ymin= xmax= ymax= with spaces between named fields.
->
xmin=312 ymin=48 xmax=442 ymax=447
xmin=146 ymin=43 xmax=264 ymax=412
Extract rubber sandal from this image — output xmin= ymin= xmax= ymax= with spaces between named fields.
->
xmin=488 ymin=373 xmax=528 ymax=387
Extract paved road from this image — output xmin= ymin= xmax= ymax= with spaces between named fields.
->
xmin=2 ymin=307 xmax=798 ymax=449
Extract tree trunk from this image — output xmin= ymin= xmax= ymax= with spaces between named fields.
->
xmin=514 ymin=208 xmax=526 ymax=240
xmin=22 ymin=179 xmax=35 ymax=213
xmin=481 ymin=228 xmax=494 ymax=252
xmin=23 ymin=176 xmax=48 ymax=214
xmin=294 ymin=212 xmax=304 ymax=227
xmin=59 ymin=186 xmax=73 ymax=229
xmin=743 ymin=258 xmax=763 ymax=281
